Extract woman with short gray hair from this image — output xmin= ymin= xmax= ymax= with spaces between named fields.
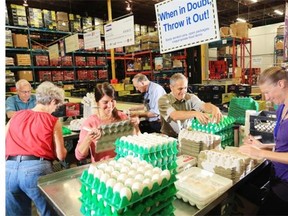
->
xmin=6 ymin=81 xmax=67 ymax=216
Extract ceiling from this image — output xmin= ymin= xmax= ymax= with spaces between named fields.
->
xmin=6 ymin=0 xmax=287 ymax=28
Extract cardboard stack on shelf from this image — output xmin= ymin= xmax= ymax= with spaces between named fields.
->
xmin=28 ymin=7 xmax=44 ymax=28
xmin=82 ymin=16 xmax=93 ymax=32
xmin=56 ymin=11 xmax=69 ymax=32
xmin=10 ymin=4 xmax=28 ymax=26
xmin=230 ymin=22 xmax=252 ymax=38
xmin=69 ymin=13 xmax=81 ymax=32
xmin=42 ymin=9 xmax=57 ymax=30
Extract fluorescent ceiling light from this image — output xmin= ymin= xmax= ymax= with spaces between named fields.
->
xmin=274 ymin=9 xmax=283 ymax=16
xmin=251 ymin=0 xmax=257 ymax=3
xmin=236 ymin=18 xmax=246 ymax=22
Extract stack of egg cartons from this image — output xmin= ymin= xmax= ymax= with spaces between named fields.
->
xmin=178 ymin=129 xmax=221 ymax=158
xmin=79 ymin=156 xmax=177 ymax=216
xmin=190 ymin=116 xmax=235 ymax=148
xmin=115 ymin=133 xmax=178 ymax=174
xmin=175 ymin=167 xmax=233 ymax=209
xmin=197 ymin=147 xmax=258 ymax=183
xmin=96 ymin=120 xmax=134 ymax=153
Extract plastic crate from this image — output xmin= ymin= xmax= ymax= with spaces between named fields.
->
xmin=249 ymin=111 xmax=276 ymax=143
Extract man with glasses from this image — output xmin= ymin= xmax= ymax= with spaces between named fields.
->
xmin=158 ymin=73 xmax=222 ymax=138
xmin=131 ymin=73 xmax=166 ymax=133
xmin=6 ymin=79 xmax=36 ymax=119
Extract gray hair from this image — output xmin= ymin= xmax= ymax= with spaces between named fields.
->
xmin=35 ymin=81 xmax=65 ymax=105
xmin=170 ymin=73 xmax=187 ymax=86
xmin=16 ymin=79 xmax=31 ymax=90
xmin=132 ymin=73 xmax=149 ymax=82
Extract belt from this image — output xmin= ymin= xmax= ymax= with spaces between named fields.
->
xmin=7 ymin=155 xmax=50 ymax=162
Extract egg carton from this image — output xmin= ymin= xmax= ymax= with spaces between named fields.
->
xmin=175 ymin=167 xmax=233 ymax=209
xmin=80 ymin=186 xmax=176 ymax=216
xmin=197 ymin=148 xmax=257 ymax=183
xmin=95 ymin=120 xmax=134 ymax=153
xmin=79 ymin=156 xmax=177 ymax=210
xmin=115 ymin=133 xmax=178 ymax=154
xmin=190 ymin=116 xmax=235 ymax=134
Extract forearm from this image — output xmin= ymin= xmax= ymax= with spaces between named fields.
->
xmin=6 ymin=111 xmax=16 ymax=119
xmin=259 ymin=150 xmax=288 ymax=164
xmin=129 ymin=105 xmax=145 ymax=111
xmin=76 ymin=137 xmax=92 ymax=158
xmin=170 ymin=110 xmax=197 ymax=121
xmin=202 ymin=103 xmax=219 ymax=113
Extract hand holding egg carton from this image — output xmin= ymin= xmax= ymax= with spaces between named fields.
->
xmin=79 ymin=156 xmax=177 ymax=216
xmin=68 ymin=118 xmax=85 ymax=131
xmin=115 ymin=133 xmax=178 ymax=172
xmin=190 ymin=116 xmax=235 ymax=148
xmin=197 ymin=147 xmax=258 ymax=183
xmin=95 ymin=120 xmax=134 ymax=153
xmin=178 ymin=129 xmax=221 ymax=158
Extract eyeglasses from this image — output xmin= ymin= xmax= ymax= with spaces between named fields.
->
xmin=19 ymin=90 xmax=31 ymax=94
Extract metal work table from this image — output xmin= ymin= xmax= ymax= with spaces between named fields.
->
xmin=38 ymin=160 xmax=270 ymax=216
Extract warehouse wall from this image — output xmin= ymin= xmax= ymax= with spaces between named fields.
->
xmin=248 ymin=22 xmax=284 ymax=72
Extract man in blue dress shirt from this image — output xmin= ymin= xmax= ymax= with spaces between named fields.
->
xmin=6 ymin=79 xmax=36 ymax=119
xmin=132 ymin=73 xmax=166 ymax=133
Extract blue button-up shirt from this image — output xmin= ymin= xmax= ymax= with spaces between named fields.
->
xmin=6 ymin=95 xmax=36 ymax=112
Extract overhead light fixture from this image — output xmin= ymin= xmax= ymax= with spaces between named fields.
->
xmin=236 ymin=17 xmax=246 ymax=23
xmin=126 ymin=3 xmax=131 ymax=11
xmin=274 ymin=9 xmax=283 ymax=16
xmin=23 ymin=0 xmax=28 ymax=7
xmin=251 ymin=0 xmax=257 ymax=3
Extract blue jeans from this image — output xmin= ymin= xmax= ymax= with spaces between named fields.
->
xmin=6 ymin=159 xmax=53 ymax=216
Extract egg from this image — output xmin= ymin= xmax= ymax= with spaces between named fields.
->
xmin=124 ymin=178 xmax=134 ymax=188
xmin=113 ymin=182 xmax=124 ymax=193
xmin=108 ymin=160 xmax=117 ymax=167
xmin=106 ymin=178 xmax=117 ymax=188
xmin=125 ymin=155 xmax=134 ymax=162
xmin=135 ymin=173 xmax=144 ymax=181
xmin=117 ymin=157 xmax=127 ymax=164
xmin=144 ymin=164 xmax=153 ymax=170
xmin=120 ymin=166 xmax=130 ymax=174
xmin=93 ymin=169 xmax=104 ymax=179
xmin=127 ymin=170 xmax=137 ymax=177
xmin=97 ymin=163 xmax=108 ymax=170
xmin=131 ymin=182 xmax=143 ymax=195
xmin=88 ymin=164 xmax=96 ymax=174
xmin=139 ymin=160 xmax=148 ymax=166
xmin=97 ymin=194 xmax=103 ymax=201
xmin=144 ymin=170 xmax=153 ymax=178
xmin=152 ymin=167 xmax=162 ymax=174
xmin=105 ymin=165 xmax=115 ymax=174
xmin=120 ymin=187 xmax=132 ymax=201
xmin=117 ymin=173 xmax=128 ymax=183
xmin=114 ymin=163 xmax=122 ymax=171
xmin=136 ymin=166 xmax=145 ymax=174
xmin=111 ymin=170 xmax=120 ymax=179
xmin=100 ymin=173 xmax=110 ymax=183
xmin=132 ymin=157 xmax=140 ymax=164
xmin=160 ymin=170 xmax=171 ymax=181
xmin=152 ymin=173 xmax=162 ymax=185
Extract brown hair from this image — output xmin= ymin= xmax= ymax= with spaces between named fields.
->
xmin=95 ymin=82 xmax=121 ymax=120
xmin=258 ymin=66 xmax=288 ymax=85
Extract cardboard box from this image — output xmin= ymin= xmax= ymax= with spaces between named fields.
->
xmin=118 ymin=90 xmax=130 ymax=97
xmin=52 ymin=71 xmax=64 ymax=81
xmin=56 ymin=12 xmax=68 ymax=21
xmin=234 ymin=67 xmax=242 ymax=78
xmin=38 ymin=71 xmax=52 ymax=82
xmin=17 ymin=70 xmax=33 ymax=81
xmin=111 ymin=83 xmax=125 ymax=91
xmin=16 ymin=54 xmax=31 ymax=66
xmin=124 ymin=84 xmax=134 ymax=91
xmin=12 ymin=34 xmax=28 ymax=48
xmin=6 ymin=30 xmax=13 ymax=47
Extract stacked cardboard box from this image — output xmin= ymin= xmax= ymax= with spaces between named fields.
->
xmin=10 ymin=4 xmax=28 ymax=26
xmin=42 ymin=9 xmax=57 ymax=30
xmin=52 ymin=71 xmax=64 ymax=81
xmin=16 ymin=54 xmax=31 ymax=66
xmin=12 ymin=34 xmax=29 ymax=48
xmin=82 ymin=17 xmax=93 ymax=32
xmin=69 ymin=14 xmax=82 ymax=32
xmin=6 ymin=30 xmax=13 ymax=47
xmin=38 ymin=71 xmax=52 ymax=82
xmin=56 ymin=11 xmax=69 ymax=32
xmin=94 ymin=17 xmax=104 ymax=34
xmin=17 ymin=71 xmax=33 ymax=81
xmin=28 ymin=8 xmax=43 ymax=28
xmin=63 ymin=71 xmax=75 ymax=81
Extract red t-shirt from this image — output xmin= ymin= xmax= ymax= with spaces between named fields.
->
xmin=6 ymin=110 xmax=58 ymax=160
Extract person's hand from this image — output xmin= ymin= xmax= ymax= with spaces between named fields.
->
xmin=238 ymin=144 xmax=262 ymax=159
xmin=85 ymin=128 xmax=102 ymax=142
xmin=211 ymin=107 xmax=222 ymax=123
xmin=130 ymin=115 xmax=140 ymax=127
xmin=194 ymin=111 xmax=210 ymax=124
xmin=242 ymin=135 xmax=275 ymax=149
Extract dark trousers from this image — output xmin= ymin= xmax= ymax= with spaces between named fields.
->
xmin=139 ymin=120 xmax=161 ymax=133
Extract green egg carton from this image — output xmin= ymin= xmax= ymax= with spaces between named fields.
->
xmin=79 ymin=184 xmax=177 ymax=216
xmin=153 ymin=203 xmax=175 ymax=216
xmin=79 ymin=170 xmax=177 ymax=211
xmin=115 ymin=138 xmax=178 ymax=155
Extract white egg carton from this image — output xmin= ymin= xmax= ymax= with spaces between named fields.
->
xmin=175 ymin=167 xmax=233 ymax=209
xmin=176 ymin=154 xmax=197 ymax=173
